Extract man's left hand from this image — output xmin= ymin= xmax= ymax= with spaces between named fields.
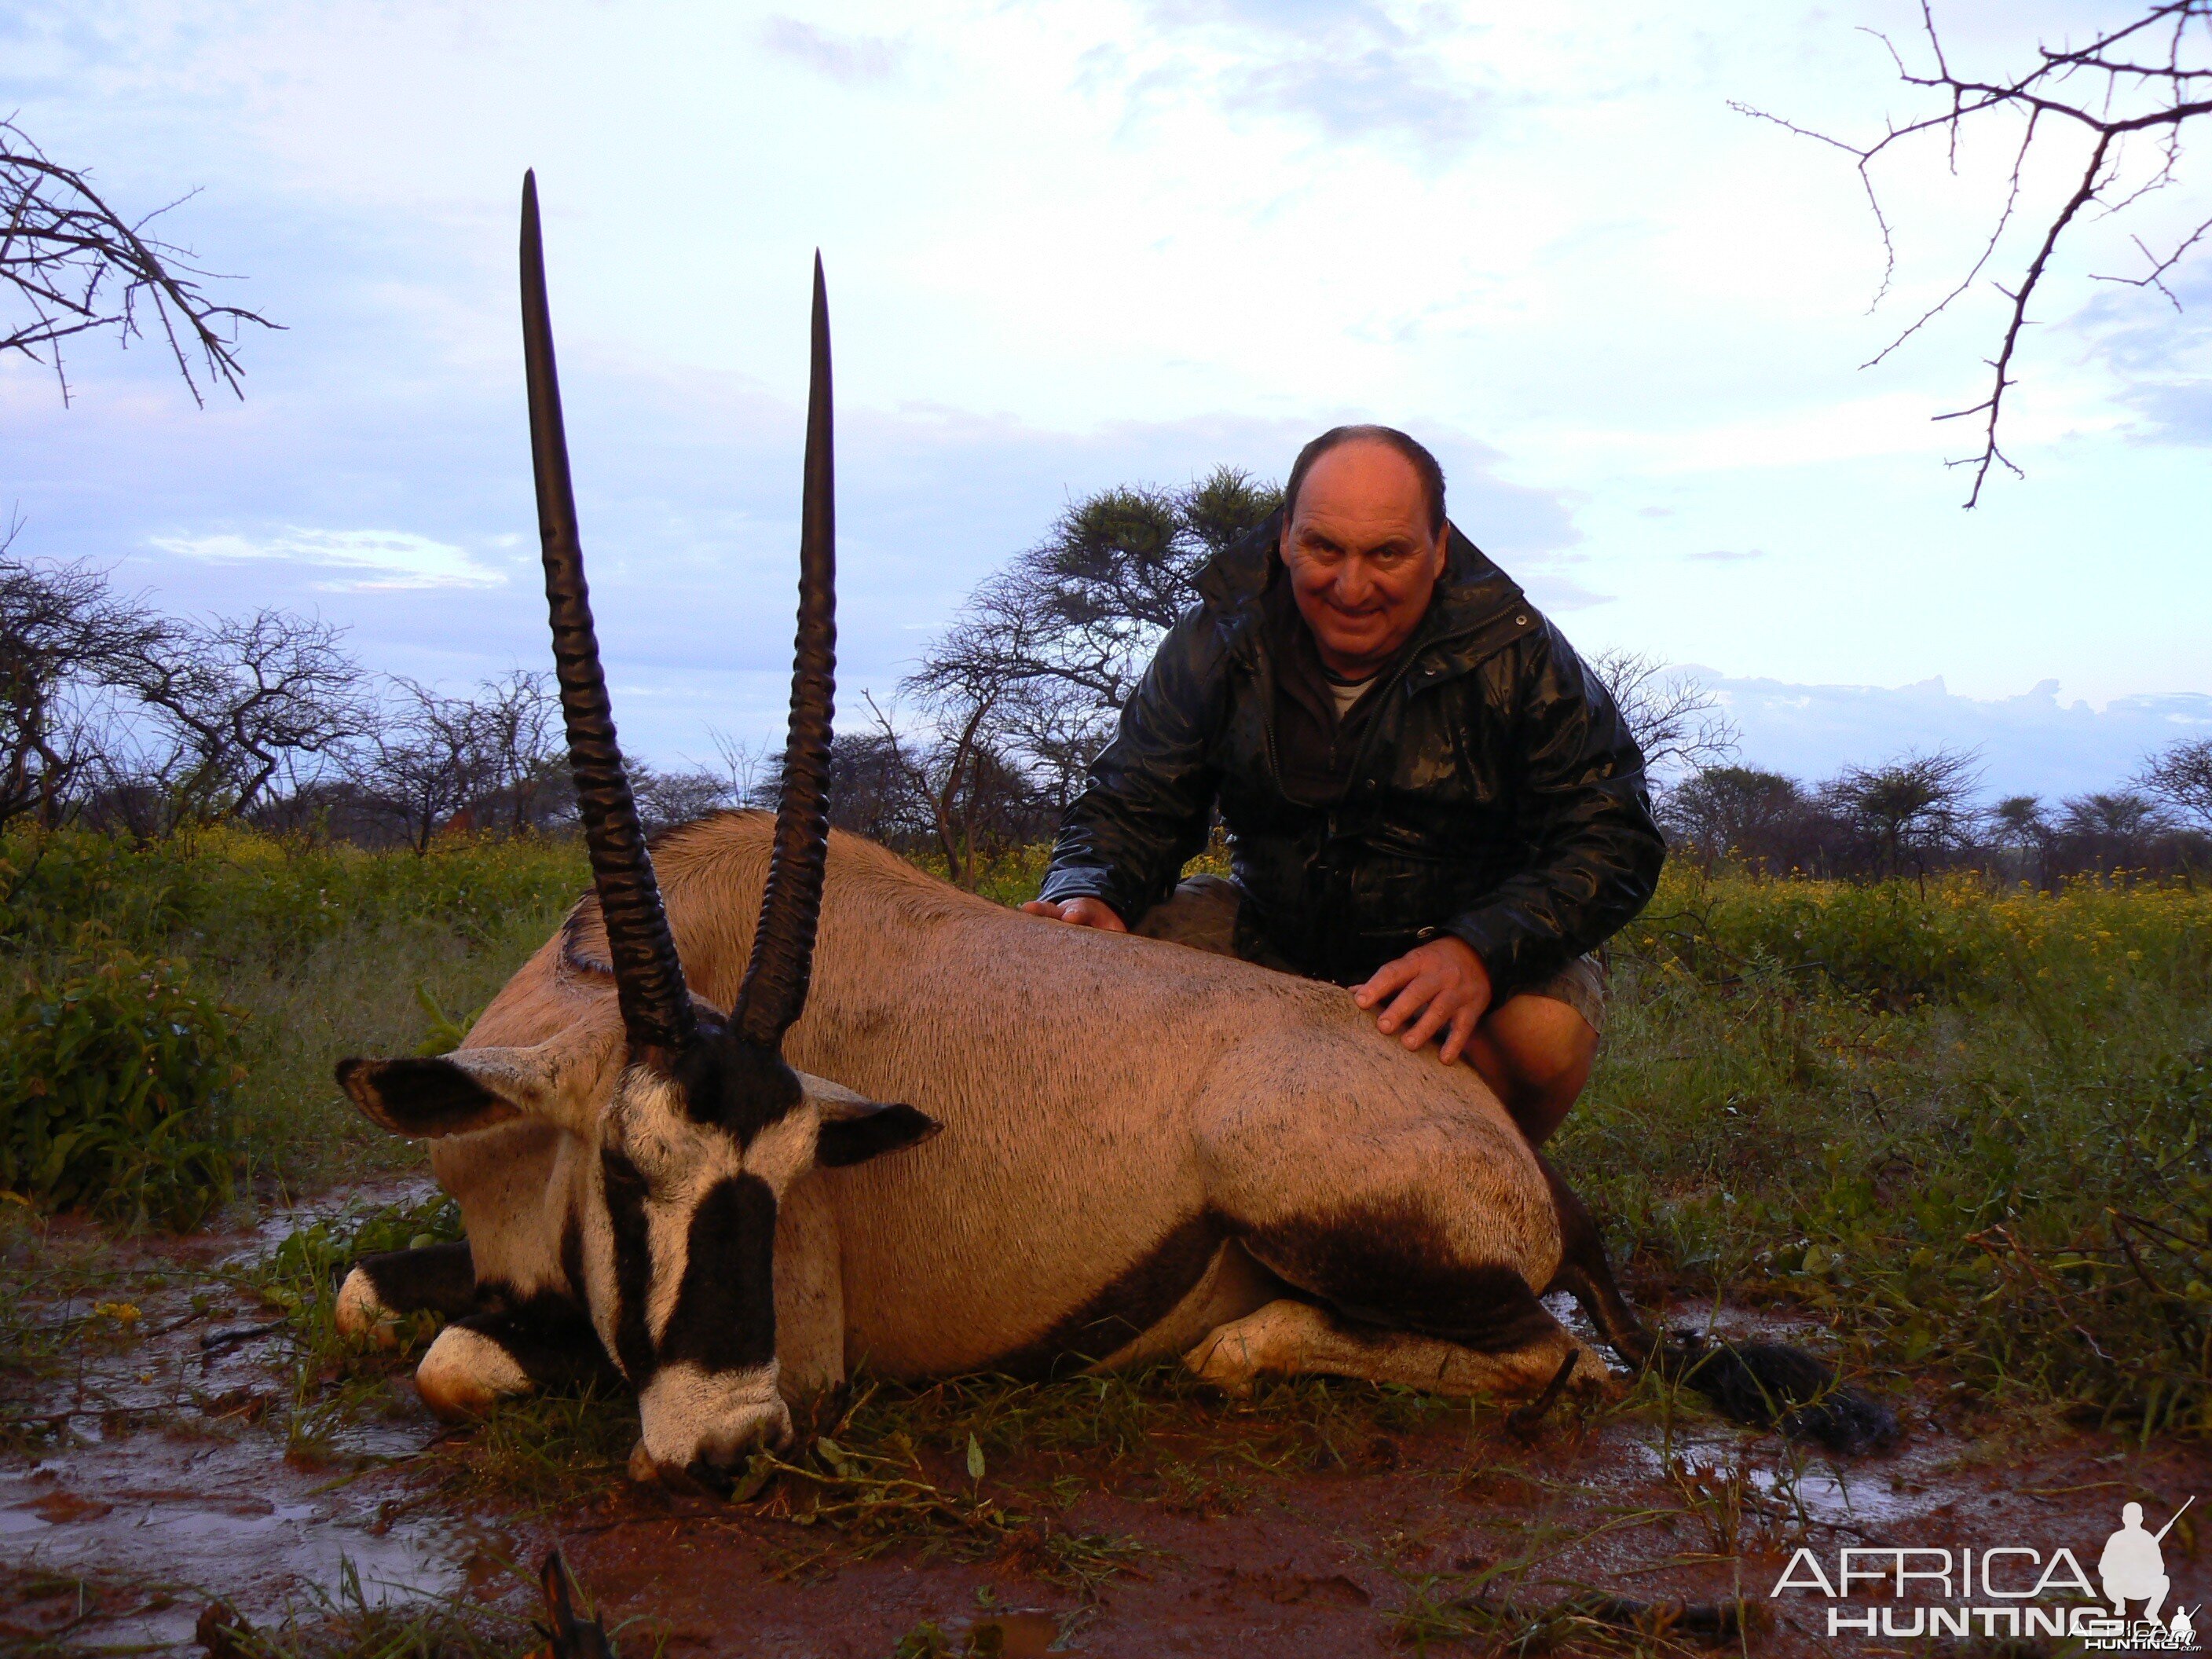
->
xmin=1353 ymin=936 xmax=1492 ymax=1064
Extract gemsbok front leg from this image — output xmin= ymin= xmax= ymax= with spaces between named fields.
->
xmin=335 ymin=1241 xmax=478 ymax=1350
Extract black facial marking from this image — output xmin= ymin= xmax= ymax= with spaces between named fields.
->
xmin=356 ymin=1241 xmax=478 ymax=1320
xmin=815 ymin=1101 xmax=939 ymax=1168
xmin=991 ymin=1212 xmax=1224 ymax=1379
xmin=599 ymin=1147 xmax=659 ymax=1383
xmin=1244 ymin=1199 xmax=1560 ymax=1355
xmin=672 ymin=1037 xmax=804 ymax=1144
xmin=335 ymin=1057 xmax=517 ymax=1139
xmin=657 ymin=1174 xmax=778 ymax=1372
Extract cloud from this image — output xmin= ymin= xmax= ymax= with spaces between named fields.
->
xmin=2125 ymin=379 xmax=2212 ymax=445
xmin=1696 ymin=671 xmax=2212 ymax=797
xmin=1223 ymin=49 xmax=1489 ymax=159
xmin=760 ymin=16 xmax=903 ymax=85
xmin=1686 ymin=548 xmax=1767 ymax=563
xmin=1139 ymin=0 xmax=1492 ymax=160
xmin=1522 ymin=573 xmax=1614 ymax=610
xmin=151 ymin=529 xmax=507 ymax=592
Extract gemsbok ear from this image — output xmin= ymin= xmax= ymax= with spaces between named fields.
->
xmin=336 ymin=1020 xmax=624 ymax=1141
xmin=336 ymin=1055 xmax=525 ymax=1139
xmin=811 ymin=1086 xmax=942 ymax=1168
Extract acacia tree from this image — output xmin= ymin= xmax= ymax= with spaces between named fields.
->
xmin=2 ymin=118 xmax=276 ymax=404
xmin=1016 ymin=467 xmax=1282 ymax=710
xmin=1586 ymin=649 xmax=1738 ymax=783
xmin=113 ymin=610 xmax=372 ymax=825
xmin=2139 ymin=734 xmax=2212 ymax=828
xmin=1741 ymin=3 xmax=2212 ymax=504
xmin=0 ymin=533 xmax=167 ymax=829
xmin=355 ymin=678 xmax=494 ymax=852
xmin=1661 ymin=765 xmax=1820 ymax=870
xmin=1822 ymin=749 xmax=1983 ymax=881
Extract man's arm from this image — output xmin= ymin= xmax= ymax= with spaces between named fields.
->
xmin=1033 ymin=610 xmax=1229 ymax=927
xmin=1443 ymin=619 xmax=1666 ymax=995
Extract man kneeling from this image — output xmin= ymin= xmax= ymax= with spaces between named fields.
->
xmin=1025 ymin=425 xmax=1664 ymax=1147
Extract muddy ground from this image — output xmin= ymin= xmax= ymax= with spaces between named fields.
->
xmin=2 ymin=1194 xmax=2203 ymax=1657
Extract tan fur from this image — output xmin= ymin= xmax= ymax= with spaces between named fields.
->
xmin=429 ymin=813 xmax=1562 ymax=1390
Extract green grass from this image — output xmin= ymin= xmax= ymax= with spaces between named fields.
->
xmin=0 ymin=827 xmax=588 ymax=1207
xmin=1 ymin=830 xmax=2206 ymax=1448
xmin=1573 ymin=869 xmax=2212 ymax=1437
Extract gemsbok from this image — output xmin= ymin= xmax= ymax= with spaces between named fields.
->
xmin=333 ymin=174 xmax=1894 ymax=1485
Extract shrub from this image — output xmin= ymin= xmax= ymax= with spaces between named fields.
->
xmin=0 ymin=944 xmax=247 ymax=1226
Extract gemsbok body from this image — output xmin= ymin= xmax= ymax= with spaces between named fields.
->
xmin=335 ymin=175 xmax=1892 ymax=1485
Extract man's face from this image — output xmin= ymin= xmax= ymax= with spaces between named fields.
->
xmin=1280 ymin=441 xmax=1448 ymax=677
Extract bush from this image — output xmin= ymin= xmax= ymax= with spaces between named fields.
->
xmin=0 ymin=945 xmax=247 ymax=1226
xmin=1627 ymin=867 xmax=2212 ymax=1009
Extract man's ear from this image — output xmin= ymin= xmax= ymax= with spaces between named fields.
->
xmin=336 ymin=1019 xmax=624 ymax=1141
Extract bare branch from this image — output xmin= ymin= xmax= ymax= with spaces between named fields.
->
xmin=1 ymin=116 xmax=280 ymax=405
xmin=1736 ymin=3 xmax=2211 ymax=506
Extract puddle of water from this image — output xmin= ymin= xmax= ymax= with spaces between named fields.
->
xmin=1 ymin=1178 xmax=478 ymax=1652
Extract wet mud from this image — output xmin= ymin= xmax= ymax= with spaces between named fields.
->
xmin=2 ymin=1205 xmax=2203 ymax=1657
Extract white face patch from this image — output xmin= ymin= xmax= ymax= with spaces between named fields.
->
xmin=599 ymin=1068 xmax=826 ymax=1350
xmin=637 ymin=1359 xmax=791 ymax=1470
xmin=573 ymin=1060 xmax=853 ymax=1426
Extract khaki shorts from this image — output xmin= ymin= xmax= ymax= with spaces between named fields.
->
xmin=1134 ymin=874 xmax=1607 ymax=1037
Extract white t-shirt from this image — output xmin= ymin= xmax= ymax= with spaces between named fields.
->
xmin=1328 ymin=675 xmax=1375 ymax=718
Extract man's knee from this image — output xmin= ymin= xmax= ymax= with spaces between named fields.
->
xmin=1469 ymin=994 xmax=1597 ymax=1147
xmin=1486 ymin=994 xmax=1598 ymax=1095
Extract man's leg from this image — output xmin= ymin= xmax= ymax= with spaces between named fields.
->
xmin=1461 ymin=956 xmax=1606 ymax=1148
xmin=1462 ymin=996 xmax=1596 ymax=1147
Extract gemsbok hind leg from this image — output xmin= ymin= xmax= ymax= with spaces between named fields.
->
xmin=1184 ymin=1298 xmax=1604 ymax=1402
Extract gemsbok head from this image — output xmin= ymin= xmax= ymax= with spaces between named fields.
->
xmin=335 ymin=174 xmax=937 ymax=1475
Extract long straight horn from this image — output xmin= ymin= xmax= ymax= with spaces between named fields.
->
xmin=518 ymin=170 xmax=695 ymax=1057
xmin=733 ymin=254 xmax=837 ymax=1049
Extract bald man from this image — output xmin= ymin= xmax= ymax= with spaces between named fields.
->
xmin=1025 ymin=425 xmax=1664 ymax=1147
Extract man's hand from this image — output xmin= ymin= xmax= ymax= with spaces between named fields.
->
xmin=1020 ymin=895 xmax=1128 ymax=932
xmin=1353 ymin=936 xmax=1492 ymax=1064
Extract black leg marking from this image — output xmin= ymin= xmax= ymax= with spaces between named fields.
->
xmin=1538 ymin=1155 xmax=1899 ymax=1456
xmin=1537 ymin=1155 xmax=1656 ymax=1364
xmin=991 ymin=1212 xmax=1225 ymax=1379
xmin=1661 ymin=1335 xmax=1900 ymax=1456
xmin=452 ymin=1300 xmax=621 ymax=1394
xmin=1243 ymin=1199 xmax=1561 ymax=1355
xmin=356 ymin=1241 xmax=479 ymax=1320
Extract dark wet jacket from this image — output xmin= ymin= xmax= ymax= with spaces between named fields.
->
xmin=1037 ymin=517 xmax=1666 ymax=993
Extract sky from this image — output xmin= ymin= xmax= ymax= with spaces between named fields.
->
xmin=3 ymin=0 xmax=2207 ymax=800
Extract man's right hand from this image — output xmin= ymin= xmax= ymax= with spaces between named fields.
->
xmin=1020 ymin=895 xmax=1128 ymax=932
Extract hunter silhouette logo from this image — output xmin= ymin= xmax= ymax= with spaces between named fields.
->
xmin=1769 ymin=1494 xmax=2200 ymax=1648
xmin=2101 ymin=1499 xmax=2189 ymax=1631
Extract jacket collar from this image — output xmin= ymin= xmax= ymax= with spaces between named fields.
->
xmin=1194 ymin=509 xmax=1536 ymax=675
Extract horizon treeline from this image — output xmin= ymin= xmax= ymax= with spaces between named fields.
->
xmin=5 ymin=474 xmax=2207 ymax=885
